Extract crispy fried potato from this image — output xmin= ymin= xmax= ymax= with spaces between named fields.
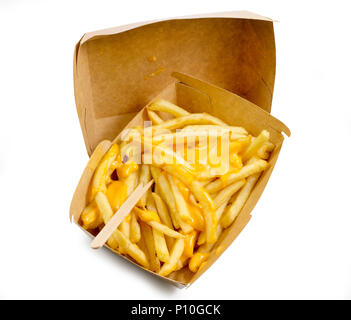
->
xmin=130 ymin=212 xmax=141 ymax=243
xmin=81 ymin=202 xmax=103 ymax=230
xmin=149 ymin=99 xmax=190 ymax=118
xmin=150 ymin=166 xmax=179 ymax=229
xmin=139 ymin=221 xmax=160 ymax=272
xmin=138 ymin=164 xmax=151 ymax=207
xmin=109 ymin=228 xmax=149 ymax=268
xmin=242 ymin=130 xmax=270 ymax=162
xmin=213 ymin=179 xmax=245 ymax=209
xmin=145 ymin=113 xmax=228 ymax=133
xmin=168 ymin=174 xmax=193 ymax=225
xmin=152 ymin=228 xmax=170 ymax=263
xmin=89 ymin=144 xmax=119 ymax=201
xmin=221 ymin=172 xmax=260 ymax=228
xmin=147 ymin=109 xmax=164 ymax=125
xmin=159 ymin=239 xmax=185 ymax=277
xmin=205 ymin=159 xmax=268 ymax=193
xmin=152 ymin=192 xmax=173 ymax=229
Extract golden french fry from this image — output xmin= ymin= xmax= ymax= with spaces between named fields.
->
xmin=188 ymin=251 xmax=210 ymax=273
xmin=149 ymin=99 xmax=190 ymax=118
xmin=151 ymin=192 xmax=174 ymax=249
xmin=139 ymin=221 xmax=160 ymax=272
xmin=119 ymin=215 xmax=131 ymax=253
xmin=197 ymin=200 xmax=227 ymax=245
xmin=95 ymin=191 xmax=114 ymax=223
xmin=130 ymin=212 xmax=141 ymax=243
xmin=150 ymin=166 xmax=179 ymax=229
xmin=183 ymin=230 xmax=198 ymax=258
xmin=162 ymin=164 xmax=216 ymax=242
xmin=221 ymin=172 xmax=260 ymax=228
xmin=242 ymin=130 xmax=270 ymax=162
xmin=138 ymin=164 xmax=151 ymax=207
xmin=257 ymin=141 xmax=275 ymax=159
xmin=80 ymin=202 xmax=103 ymax=230
xmin=143 ymin=138 xmax=194 ymax=172
xmin=152 ymin=130 xmax=246 ymax=144
xmin=123 ymin=166 xmax=139 ymax=197
xmin=139 ymin=199 xmax=170 ymax=262
xmin=181 ymin=124 xmax=247 ymax=136
xmin=213 ymin=179 xmax=245 ymax=209
xmin=145 ymin=113 xmax=228 ymax=133
xmin=147 ymin=109 xmax=164 ymax=125
xmin=109 ymin=228 xmax=149 ymax=268
xmin=152 ymin=228 xmax=170 ymax=263
xmin=148 ymin=221 xmax=185 ymax=239
xmin=152 ymin=192 xmax=173 ymax=229
xmin=89 ymin=144 xmax=119 ymax=201
xmin=159 ymin=239 xmax=185 ymax=277
xmin=205 ymin=159 xmax=268 ymax=193
xmin=168 ymin=175 xmax=193 ymax=225
xmin=190 ymin=181 xmax=217 ymax=244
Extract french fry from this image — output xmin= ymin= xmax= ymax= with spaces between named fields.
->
xmin=181 ymin=124 xmax=247 ymax=136
xmin=152 ymin=192 xmax=173 ymax=229
xmin=145 ymin=113 xmax=228 ymax=133
xmin=139 ymin=222 xmax=160 ymax=272
xmin=124 ymin=167 xmax=139 ymax=197
xmin=148 ymin=221 xmax=185 ymax=239
xmin=138 ymin=164 xmax=151 ymax=207
xmin=221 ymin=172 xmax=261 ymax=228
xmin=151 ymin=192 xmax=174 ymax=249
xmin=242 ymin=130 xmax=270 ymax=162
xmin=152 ymin=228 xmax=170 ymax=263
xmin=89 ymin=144 xmax=119 ymax=201
xmin=197 ymin=201 xmax=227 ymax=245
xmin=213 ymin=179 xmax=245 ymax=209
xmin=150 ymin=166 xmax=179 ymax=229
xmin=109 ymin=228 xmax=149 ymax=268
xmin=95 ymin=191 xmax=114 ymax=223
xmin=130 ymin=212 xmax=141 ymax=243
xmin=168 ymin=174 xmax=193 ymax=225
xmin=148 ymin=99 xmax=190 ymax=118
xmin=183 ymin=230 xmax=198 ymax=258
xmin=152 ymin=130 xmax=246 ymax=144
xmin=159 ymin=239 xmax=185 ymax=277
xmin=81 ymin=99 xmax=273 ymax=277
xmin=143 ymin=197 xmax=170 ymax=262
xmin=134 ymin=207 xmax=185 ymax=239
xmin=205 ymin=159 xmax=268 ymax=193
xmin=147 ymin=109 xmax=164 ymax=125
xmin=94 ymin=191 xmax=147 ymax=266
xmin=257 ymin=141 xmax=275 ymax=159
xmin=188 ymin=251 xmax=210 ymax=273
xmin=80 ymin=202 xmax=103 ymax=230
xmin=190 ymin=181 xmax=217 ymax=244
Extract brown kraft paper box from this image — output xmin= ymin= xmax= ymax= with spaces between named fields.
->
xmin=70 ymin=11 xmax=291 ymax=288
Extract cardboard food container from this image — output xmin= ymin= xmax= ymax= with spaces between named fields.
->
xmin=70 ymin=11 xmax=291 ymax=288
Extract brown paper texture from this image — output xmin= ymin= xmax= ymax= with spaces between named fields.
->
xmin=71 ymin=11 xmax=290 ymax=287
xmin=74 ymin=11 xmax=277 ymax=155
xmin=70 ymin=71 xmax=290 ymax=287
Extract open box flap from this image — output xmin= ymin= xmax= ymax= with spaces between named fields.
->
xmin=74 ymin=11 xmax=276 ymax=155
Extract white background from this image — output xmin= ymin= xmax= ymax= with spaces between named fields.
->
xmin=0 ymin=0 xmax=350 ymax=300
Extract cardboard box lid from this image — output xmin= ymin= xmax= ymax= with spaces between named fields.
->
xmin=74 ymin=11 xmax=276 ymax=155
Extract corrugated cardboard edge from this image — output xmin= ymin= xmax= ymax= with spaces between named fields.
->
xmin=79 ymin=11 xmax=272 ymax=45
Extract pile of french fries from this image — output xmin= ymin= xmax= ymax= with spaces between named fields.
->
xmin=80 ymin=99 xmax=274 ymax=277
